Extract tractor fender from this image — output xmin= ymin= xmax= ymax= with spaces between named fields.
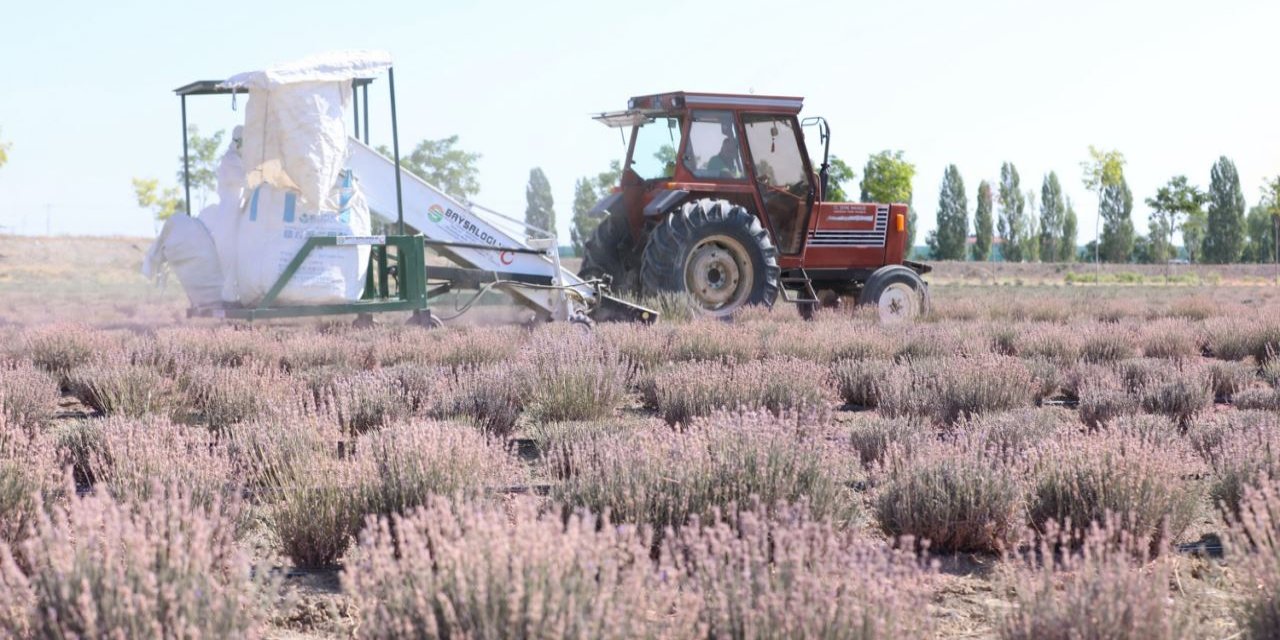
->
xmin=587 ymin=191 xmax=623 ymax=218
xmin=642 ymin=189 xmax=689 ymax=218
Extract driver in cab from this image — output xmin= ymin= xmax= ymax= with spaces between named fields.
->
xmin=705 ymin=137 xmax=743 ymax=179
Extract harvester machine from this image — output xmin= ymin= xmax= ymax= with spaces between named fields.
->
xmin=159 ymin=51 xmax=654 ymax=327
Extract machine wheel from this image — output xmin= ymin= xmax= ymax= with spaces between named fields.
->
xmin=858 ymin=265 xmax=930 ymax=322
xmin=641 ymin=199 xmax=780 ymax=318
xmin=406 ymin=309 xmax=443 ymax=329
xmin=578 ymin=212 xmax=641 ymax=296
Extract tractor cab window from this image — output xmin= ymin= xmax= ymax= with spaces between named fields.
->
xmin=743 ymin=115 xmax=813 ymax=254
xmin=684 ymin=110 xmax=744 ymax=179
xmin=629 ymin=117 xmax=681 ymax=181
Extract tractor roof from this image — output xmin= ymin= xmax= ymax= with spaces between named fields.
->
xmin=593 ymin=91 xmax=804 ymax=128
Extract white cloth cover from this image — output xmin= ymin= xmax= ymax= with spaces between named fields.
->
xmin=201 ymin=126 xmax=246 ymax=302
xmin=233 ymin=171 xmax=371 ymax=306
xmin=220 ymin=50 xmax=391 ymax=210
xmin=142 ymin=215 xmax=223 ymax=308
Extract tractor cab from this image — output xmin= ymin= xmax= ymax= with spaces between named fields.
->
xmin=584 ymin=91 xmax=928 ymax=321
xmin=592 ymin=92 xmax=819 ymax=257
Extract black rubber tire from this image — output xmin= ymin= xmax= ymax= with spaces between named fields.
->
xmin=578 ymin=211 xmax=641 ymax=296
xmin=858 ymin=265 xmax=930 ymax=321
xmin=641 ymin=199 xmax=780 ymax=317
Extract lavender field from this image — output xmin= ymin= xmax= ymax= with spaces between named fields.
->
xmin=3 ymin=240 xmax=1280 ymax=638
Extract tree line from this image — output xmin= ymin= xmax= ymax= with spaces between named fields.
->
xmin=927 ymin=147 xmax=1280 ymax=265
xmin=131 ymin=131 xmax=1278 ymax=267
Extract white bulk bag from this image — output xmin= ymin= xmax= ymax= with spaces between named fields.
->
xmin=142 ymin=215 xmax=223 ymax=308
xmin=221 ymin=50 xmax=391 ymax=210
xmin=200 ymin=126 xmax=246 ymax=302
xmin=234 ymin=171 xmax=371 ymax=306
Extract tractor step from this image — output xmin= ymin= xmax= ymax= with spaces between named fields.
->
xmin=779 ymin=270 xmax=820 ymax=305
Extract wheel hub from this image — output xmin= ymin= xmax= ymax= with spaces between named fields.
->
xmin=685 ymin=235 xmax=752 ymax=313
xmin=878 ymin=282 xmax=919 ymax=322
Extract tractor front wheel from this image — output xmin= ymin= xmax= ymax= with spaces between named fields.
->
xmin=858 ymin=265 xmax=929 ymax=322
xmin=578 ymin=211 xmax=641 ymax=296
xmin=641 ymin=199 xmax=780 ymax=318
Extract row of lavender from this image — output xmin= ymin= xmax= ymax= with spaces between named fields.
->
xmin=0 ymin=309 xmax=1278 ymax=637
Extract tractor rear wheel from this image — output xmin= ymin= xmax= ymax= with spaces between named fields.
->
xmin=578 ymin=211 xmax=641 ymax=296
xmin=641 ymin=199 xmax=779 ymax=318
xmin=859 ymin=265 xmax=929 ymax=322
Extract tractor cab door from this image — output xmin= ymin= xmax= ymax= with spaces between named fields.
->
xmin=741 ymin=114 xmax=814 ymax=255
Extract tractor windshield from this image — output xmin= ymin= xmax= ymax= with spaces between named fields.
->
xmin=629 ymin=116 xmax=681 ymax=180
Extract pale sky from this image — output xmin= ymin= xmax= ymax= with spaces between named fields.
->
xmin=1 ymin=0 xmax=1277 ymax=248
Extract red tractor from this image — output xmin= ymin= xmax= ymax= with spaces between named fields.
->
xmin=581 ymin=91 xmax=930 ymax=320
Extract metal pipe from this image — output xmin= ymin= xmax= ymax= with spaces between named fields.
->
xmin=181 ymin=95 xmax=191 ymax=216
xmin=362 ymin=84 xmax=370 ymax=144
xmin=352 ymin=80 xmax=360 ymax=138
xmin=389 ymin=68 xmax=405 ymax=235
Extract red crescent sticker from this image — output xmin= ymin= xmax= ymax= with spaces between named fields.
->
xmin=499 ymin=250 xmax=514 ymax=265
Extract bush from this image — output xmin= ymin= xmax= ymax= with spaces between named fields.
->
xmin=1027 ymin=430 xmax=1203 ymax=549
xmin=1205 ymin=423 xmax=1280 ymax=518
xmin=270 ymin=454 xmax=370 ymax=569
xmin=89 ymin=417 xmax=234 ymax=510
xmin=874 ymin=446 xmax=1022 ymax=553
xmin=67 ymin=362 xmax=173 ymax=418
xmin=344 ymin=499 xmax=689 ymax=639
xmin=429 ymin=365 xmax=523 ymax=438
xmin=517 ymin=337 xmax=629 ymax=423
xmin=669 ymin=320 xmax=758 ymax=362
xmin=849 ymin=415 xmax=929 ymax=468
xmin=1080 ymin=327 xmax=1137 ymax=363
xmin=183 ymin=364 xmax=302 ymax=432
xmin=0 ymin=485 xmax=273 ymax=638
xmin=1205 ymin=319 xmax=1280 ymax=363
xmin=1229 ymin=480 xmax=1280 ymax=638
xmin=879 ymin=356 xmax=1034 ymax=426
xmin=950 ymin=408 xmax=1073 ymax=466
xmin=1015 ymin=325 xmax=1081 ymax=364
xmin=21 ymin=326 xmax=101 ymax=385
xmin=1077 ymin=372 xmax=1138 ymax=429
xmin=831 ymin=358 xmax=892 ymax=408
xmin=0 ymin=416 xmax=57 ymax=547
xmin=667 ymin=505 xmax=936 ymax=639
xmin=1210 ymin=359 xmax=1257 ymax=400
xmin=549 ymin=413 xmax=853 ymax=531
xmin=0 ymin=365 xmax=58 ymax=436
xmin=1138 ymin=362 xmax=1212 ymax=427
xmin=1236 ymin=387 xmax=1280 ymax=411
xmin=356 ymin=421 xmax=515 ymax=518
xmin=327 ymin=370 xmax=413 ymax=435
xmin=999 ymin=521 xmax=1197 ymax=640
xmin=1140 ymin=319 xmax=1200 ymax=360
xmin=652 ymin=359 xmax=833 ymax=426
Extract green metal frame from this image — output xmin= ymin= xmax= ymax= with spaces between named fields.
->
xmin=192 ymin=235 xmax=427 ymax=321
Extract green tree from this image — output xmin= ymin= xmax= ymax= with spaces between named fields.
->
xmin=997 ymin=162 xmax=1028 ymax=262
xmin=380 ymin=135 xmax=481 ymax=200
xmin=1060 ymin=197 xmax=1079 ymax=262
xmin=1145 ymin=176 xmax=1205 ymax=265
xmin=1024 ymin=188 xmax=1040 ymax=262
xmin=1080 ymin=146 xmax=1127 ymax=265
xmin=860 ymin=150 xmax=917 ymax=252
xmin=825 ymin=156 xmax=856 ymax=202
xmin=569 ymin=161 xmax=623 ymax=256
xmin=175 ymin=126 xmax=225 ymax=210
xmin=972 ymin=180 xmax=994 ymax=261
xmin=132 ymin=177 xmax=185 ymax=221
xmin=926 ymin=165 xmax=968 ymax=260
xmin=1038 ymin=172 xmax=1066 ymax=262
xmin=0 ymin=127 xmax=10 ymax=170
xmin=1098 ymin=175 xmax=1135 ymax=263
xmin=1244 ymin=203 xmax=1276 ymax=263
xmin=524 ymin=167 xmax=555 ymax=234
xmin=1202 ymin=156 xmax=1246 ymax=264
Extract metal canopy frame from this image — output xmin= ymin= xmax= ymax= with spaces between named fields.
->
xmin=174 ymin=75 xmax=396 ymax=229
xmin=175 ymin=68 xmax=419 ymax=322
